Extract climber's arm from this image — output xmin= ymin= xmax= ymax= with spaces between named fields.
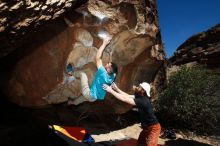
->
xmin=96 ymin=37 xmax=112 ymax=69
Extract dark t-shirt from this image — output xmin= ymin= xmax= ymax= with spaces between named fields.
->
xmin=134 ymin=94 xmax=158 ymax=127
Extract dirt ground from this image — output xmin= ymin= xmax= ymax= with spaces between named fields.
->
xmin=92 ymin=123 xmax=220 ymax=146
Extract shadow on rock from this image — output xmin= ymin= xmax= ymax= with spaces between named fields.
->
xmin=165 ymin=138 xmax=212 ymax=146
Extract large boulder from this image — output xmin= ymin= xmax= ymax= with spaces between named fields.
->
xmin=0 ymin=0 xmax=166 ymax=113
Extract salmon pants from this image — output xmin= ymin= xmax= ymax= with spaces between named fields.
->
xmin=137 ymin=123 xmax=161 ymax=146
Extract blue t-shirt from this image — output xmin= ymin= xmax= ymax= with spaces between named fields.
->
xmin=90 ymin=66 xmax=115 ymax=100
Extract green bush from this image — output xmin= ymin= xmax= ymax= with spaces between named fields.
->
xmin=156 ymin=66 xmax=220 ymax=134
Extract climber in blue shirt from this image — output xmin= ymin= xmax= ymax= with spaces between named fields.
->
xmin=68 ymin=37 xmax=118 ymax=105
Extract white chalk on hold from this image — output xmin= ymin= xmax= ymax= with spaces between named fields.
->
xmin=98 ymin=31 xmax=110 ymax=39
xmin=95 ymin=12 xmax=106 ymax=20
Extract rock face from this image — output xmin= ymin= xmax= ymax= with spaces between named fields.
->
xmin=169 ymin=24 xmax=220 ymax=73
xmin=0 ymin=0 xmax=166 ymax=113
xmin=0 ymin=0 xmax=87 ymax=58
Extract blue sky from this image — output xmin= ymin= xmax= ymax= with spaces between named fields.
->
xmin=157 ymin=0 xmax=220 ymax=58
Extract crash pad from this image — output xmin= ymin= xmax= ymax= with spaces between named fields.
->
xmin=50 ymin=125 xmax=94 ymax=143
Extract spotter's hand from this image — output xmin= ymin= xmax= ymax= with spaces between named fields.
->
xmin=103 ymin=84 xmax=112 ymax=92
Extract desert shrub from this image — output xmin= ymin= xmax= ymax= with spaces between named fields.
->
xmin=156 ymin=66 xmax=220 ymax=134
